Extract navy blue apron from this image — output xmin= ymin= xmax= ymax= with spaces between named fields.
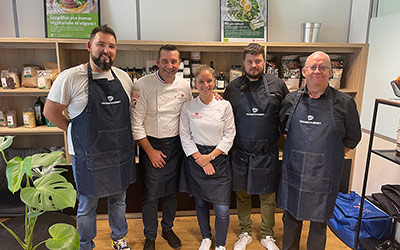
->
xmin=139 ymin=135 xmax=184 ymax=200
xmin=278 ymin=88 xmax=344 ymax=222
xmin=71 ymin=62 xmax=136 ymax=197
xmin=231 ymin=75 xmax=280 ymax=194
xmin=179 ymin=144 xmax=232 ymax=205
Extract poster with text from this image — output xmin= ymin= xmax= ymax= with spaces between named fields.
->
xmin=45 ymin=0 xmax=99 ymax=38
xmin=221 ymin=0 xmax=267 ymax=42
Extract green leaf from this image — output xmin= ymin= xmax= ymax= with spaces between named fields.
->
xmin=6 ymin=156 xmax=30 ymax=193
xmin=45 ymin=223 xmax=80 ymax=250
xmin=0 ymin=136 xmax=14 ymax=151
xmin=20 ymin=173 xmax=76 ymax=211
xmin=27 ymin=210 xmax=45 ymax=218
xmin=31 ymin=151 xmax=66 ymax=169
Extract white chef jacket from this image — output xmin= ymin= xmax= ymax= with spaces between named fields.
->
xmin=131 ymin=71 xmax=192 ymax=140
xmin=179 ymin=96 xmax=236 ymax=157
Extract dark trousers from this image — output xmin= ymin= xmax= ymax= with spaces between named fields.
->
xmin=282 ymin=211 xmax=327 ymax=250
xmin=142 ymin=194 xmax=177 ymax=240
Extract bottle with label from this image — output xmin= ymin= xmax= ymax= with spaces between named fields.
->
xmin=6 ymin=110 xmax=17 ymax=128
xmin=23 ymin=106 xmax=36 ymax=128
xmin=176 ymin=62 xmax=184 ymax=78
xmin=216 ymin=72 xmax=225 ymax=90
xmin=182 ymin=59 xmax=191 ymax=87
xmin=34 ymin=97 xmax=46 ymax=125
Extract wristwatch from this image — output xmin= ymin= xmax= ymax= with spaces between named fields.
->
xmin=210 ymin=154 xmax=216 ymax=160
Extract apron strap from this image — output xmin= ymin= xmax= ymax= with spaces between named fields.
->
xmin=285 ymin=88 xmax=305 ymax=133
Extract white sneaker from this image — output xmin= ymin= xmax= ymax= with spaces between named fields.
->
xmin=260 ymin=236 xmax=279 ymax=250
xmin=233 ymin=232 xmax=252 ymax=250
xmin=111 ymin=237 xmax=131 ymax=250
xmin=215 ymin=246 xmax=226 ymax=250
xmin=199 ymin=238 xmax=212 ymax=250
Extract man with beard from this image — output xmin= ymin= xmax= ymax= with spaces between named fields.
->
xmin=44 ymin=25 xmax=136 ymax=250
xmin=131 ymin=44 xmax=192 ymax=250
xmin=223 ymin=43 xmax=289 ymax=250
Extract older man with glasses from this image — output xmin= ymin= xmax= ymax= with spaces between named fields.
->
xmin=278 ymin=51 xmax=362 ymax=250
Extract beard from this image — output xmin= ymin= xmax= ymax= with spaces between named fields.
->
xmin=91 ymin=53 xmax=113 ymax=71
xmin=245 ymin=70 xmax=263 ymax=80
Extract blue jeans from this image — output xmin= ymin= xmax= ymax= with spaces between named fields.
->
xmin=72 ymin=156 xmax=128 ymax=250
xmin=195 ymin=198 xmax=230 ymax=247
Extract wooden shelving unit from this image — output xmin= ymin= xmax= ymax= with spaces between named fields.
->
xmin=0 ymin=38 xmax=369 ymax=169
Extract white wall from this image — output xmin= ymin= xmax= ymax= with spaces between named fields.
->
xmin=0 ymin=0 xmax=357 ymax=43
xmin=348 ymin=0 xmax=371 ymax=43
xmin=360 ymin=13 xmax=400 ymax=138
xmin=352 ymin=131 xmax=400 ymax=195
xmin=268 ymin=0 xmax=351 ymax=43
xmin=140 ymin=0 xmax=220 ymax=41
xmin=100 ymin=0 xmax=137 ymax=40
xmin=0 ymin=0 xmax=16 ymax=37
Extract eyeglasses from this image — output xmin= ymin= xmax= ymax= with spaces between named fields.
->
xmin=304 ymin=65 xmax=330 ymax=72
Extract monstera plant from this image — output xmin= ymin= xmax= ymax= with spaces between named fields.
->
xmin=0 ymin=136 xmax=79 ymax=250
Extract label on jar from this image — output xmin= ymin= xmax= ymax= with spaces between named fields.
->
xmin=217 ymin=80 xmax=225 ymax=89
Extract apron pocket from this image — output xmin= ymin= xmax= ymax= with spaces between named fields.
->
xmin=91 ymin=127 xmax=132 ymax=153
xmin=285 ymin=149 xmax=332 ymax=194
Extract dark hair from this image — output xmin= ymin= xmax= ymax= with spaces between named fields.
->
xmin=90 ymin=25 xmax=117 ymax=42
xmin=158 ymin=44 xmax=180 ymax=58
xmin=243 ymin=43 xmax=265 ymax=60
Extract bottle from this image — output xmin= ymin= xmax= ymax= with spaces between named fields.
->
xmin=397 ymin=118 xmax=400 ymax=157
xmin=210 ymin=61 xmax=215 ymax=70
xmin=34 ymin=97 xmax=46 ymax=125
xmin=183 ymin=59 xmax=191 ymax=87
xmin=23 ymin=106 xmax=36 ymax=128
xmin=176 ymin=62 xmax=184 ymax=78
xmin=216 ymin=72 xmax=225 ymax=90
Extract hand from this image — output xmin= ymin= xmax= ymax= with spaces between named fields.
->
xmin=194 ymin=154 xmax=211 ymax=168
xmin=148 ymin=149 xmax=167 ymax=168
xmin=202 ymin=163 xmax=215 ymax=175
xmin=213 ymin=92 xmax=224 ymax=101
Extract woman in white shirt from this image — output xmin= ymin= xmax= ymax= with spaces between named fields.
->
xmin=179 ymin=64 xmax=236 ymax=250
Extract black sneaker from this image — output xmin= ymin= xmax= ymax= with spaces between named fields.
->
xmin=162 ymin=230 xmax=181 ymax=249
xmin=143 ymin=238 xmax=155 ymax=250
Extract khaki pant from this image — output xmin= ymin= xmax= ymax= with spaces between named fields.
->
xmin=236 ymin=191 xmax=276 ymax=237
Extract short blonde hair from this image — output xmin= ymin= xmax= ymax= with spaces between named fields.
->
xmin=193 ymin=64 xmax=215 ymax=79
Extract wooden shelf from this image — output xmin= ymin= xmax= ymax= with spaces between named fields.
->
xmin=0 ymin=87 xmax=50 ymax=96
xmin=0 ymin=125 xmax=63 ymax=135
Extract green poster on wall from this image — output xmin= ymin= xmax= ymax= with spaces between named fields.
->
xmin=221 ymin=0 xmax=267 ymax=42
xmin=45 ymin=0 xmax=100 ymax=38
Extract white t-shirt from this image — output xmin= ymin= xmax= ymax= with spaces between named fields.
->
xmin=47 ymin=64 xmax=134 ymax=155
xmin=131 ymin=72 xmax=193 ymax=140
xmin=179 ymin=96 xmax=236 ymax=157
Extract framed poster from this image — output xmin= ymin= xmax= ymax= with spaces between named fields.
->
xmin=45 ymin=0 xmax=100 ymax=38
xmin=221 ymin=0 xmax=267 ymax=42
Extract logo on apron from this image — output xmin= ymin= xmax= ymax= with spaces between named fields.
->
xmin=246 ymin=107 xmax=264 ymax=116
xmin=101 ymin=95 xmax=121 ymax=105
xmin=299 ymin=114 xmax=322 ymax=125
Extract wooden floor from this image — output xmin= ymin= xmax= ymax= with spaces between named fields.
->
xmin=94 ymin=212 xmax=351 ymax=250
